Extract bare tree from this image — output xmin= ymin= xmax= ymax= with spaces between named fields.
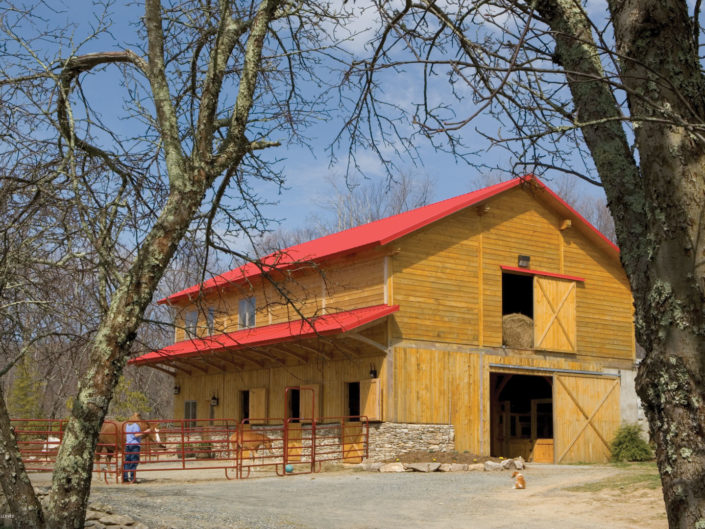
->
xmin=0 ymin=1 xmax=348 ymax=526
xmin=254 ymin=171 xmax=434 ymax=254
xmin=342 ymin=1 xmax=705 ymax=526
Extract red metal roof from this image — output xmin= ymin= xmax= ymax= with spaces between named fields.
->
xmin=161 ymin=174 xmax=618 ymax=305
xmin=130 ymin=304 xmax=399 ymax=366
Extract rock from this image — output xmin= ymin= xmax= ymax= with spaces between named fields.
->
xmin=467 ymin=463 xmax=485 ymax=471
xmin=133 ymin=524 xmax=149 ymax=529
xmin=379 ymin=462 xmax=406 ymax=473
xmin=99 ymin=513 xmax=135 ymax=525
xmin=439 ymin=463 xmax=468 ymax=472
xmin=90 ymin=503 xmax=113 ymax=514
xmin=84 ymin=522 xmax=107 ymax=529
xmin=86 ymin=511 xmax=102 ymax=521
xmin=500 ymin=459 xmax=516 ymax=470
xmin=405 ymin=462 xmax=441 ymax=472
xmin=360 ymin=461 xmax=383 ymax=471
xmin=513 ymin=457 xmax=525 ymax=470
xmin=484 ymin=460 xmax=503 ymax=471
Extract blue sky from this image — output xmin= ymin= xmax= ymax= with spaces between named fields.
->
xmin=25 ymin=1 xmax=605 ymax=236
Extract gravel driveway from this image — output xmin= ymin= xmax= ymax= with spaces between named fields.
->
xmin=72 ymin=464 xmax=665 ymax=529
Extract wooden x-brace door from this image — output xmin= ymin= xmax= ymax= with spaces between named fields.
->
xmin=554 ymin=375 xmax=620 ymax=463
xmin=534 ymin=277 xmax=577 ymax=352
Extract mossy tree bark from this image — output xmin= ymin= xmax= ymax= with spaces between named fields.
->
xmin=0 ymin=1 xmax=282 ymax=527
xmin=534 ymin=1 xmax=705 ymax=526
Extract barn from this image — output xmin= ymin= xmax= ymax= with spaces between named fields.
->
xmin=131 ymin=175 xmax=637 ymax=463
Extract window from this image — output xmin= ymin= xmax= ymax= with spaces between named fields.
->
xmin=184 ymin=400 xmax=197 ymax=428
xmin=238 ymin=297 xmax=256 ymax=329
xmin=206 ymin=307 xmax=215 ymax=335
xmin=184 ymin=311 xmax=198 ymax=338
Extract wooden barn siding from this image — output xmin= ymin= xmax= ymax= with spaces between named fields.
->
xmin=173 ymin=355 xmax=388 ymax=422
xmin=391 ymin=346 xmax=617 ymax=455
xmin=479 ymin=190 xmax=564 ymax=347
xmin=390 ymin=187 xmax=634 ymax=361
xmin=391 ymin=209 xmax=481 ymax=345
xmin=173 ymin=252 xmax=385 ymax=341
xmin=562 ymin=229 xmax=634 ymax=359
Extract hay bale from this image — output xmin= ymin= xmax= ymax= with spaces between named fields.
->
xmin=502 ymin=313 xmax=534 ymax=348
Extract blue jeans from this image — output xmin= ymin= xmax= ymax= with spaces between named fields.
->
xmin=123 ymin=444 xmax=140 ymax=482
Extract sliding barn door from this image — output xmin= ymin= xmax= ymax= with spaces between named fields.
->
xmin=553 ymin=375 xmax=620 ymax=463
xmin=534 ymin=277 xmax=576 ymax=352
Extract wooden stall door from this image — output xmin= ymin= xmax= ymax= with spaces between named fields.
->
xmin=360 ymin=378 xmax=381 ymax=421
xmin=553 ymin=376 xmax=620 ymax=463
xmin=342 ymin=422 xmax=365 ymax=463
xmin=534 ymin=277 xmax=576 ymax=352
xmin=300 ymin=384 xmax=320 ymax=422
xmin=249 ymin=387 xmax=267 ymax=424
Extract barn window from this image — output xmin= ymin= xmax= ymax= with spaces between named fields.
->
xmin=184 ymin=400 xmax=197 ymax=428
xmin=238 ymin=297 xmax=256 ymax=329
xmin=184 ymin=310 xmax=198 ymax=338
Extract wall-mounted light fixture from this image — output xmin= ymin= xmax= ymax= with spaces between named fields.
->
xmin=210 ymin=395 xmax=219 ymax=407
xmin=173 ymin=385 xmax=181 ymax=395
xmin=517 ymin=255 xmax=530 ymax=268
xmin=369 ymin=363 xmax=378 ymax=379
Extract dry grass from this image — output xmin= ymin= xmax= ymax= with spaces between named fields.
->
xmin=565 ymin=462 xmax=661 ymax=493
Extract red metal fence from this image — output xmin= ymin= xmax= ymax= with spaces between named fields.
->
xmin=11 ymin=416 xmax=369 ymax=483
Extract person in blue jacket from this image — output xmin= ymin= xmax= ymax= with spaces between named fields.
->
xmin=123 ymin=412 xmax=152 ymax=483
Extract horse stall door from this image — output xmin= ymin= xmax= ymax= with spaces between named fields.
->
xmin=553 ymin=375 xmax=620 ymax=463
xmin=342 ymin=422 xmax=365 ymax=463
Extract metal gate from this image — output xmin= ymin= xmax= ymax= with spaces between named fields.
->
xmin=12 ymin=416 xmax=370 ymax=483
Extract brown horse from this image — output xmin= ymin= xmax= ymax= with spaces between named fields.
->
xmin=229 ymin=428 xmax=273 ymax=463
xmin=96 ymin=420 xmax=165 ymax=475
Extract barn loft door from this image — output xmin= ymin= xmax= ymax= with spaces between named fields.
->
xmin=553 ymin=375 xmax=620 ymax=463
xmin=534 ymin=277 xmax=576 ymax=352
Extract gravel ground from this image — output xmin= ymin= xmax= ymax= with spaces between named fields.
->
xmin=64 ymin=464 xmax=666 ymax=529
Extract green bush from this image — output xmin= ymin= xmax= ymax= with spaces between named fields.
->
xmin=610 ymin=423 xmax=653 ymax=462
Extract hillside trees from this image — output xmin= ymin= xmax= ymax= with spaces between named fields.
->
xmin=345 ymin=1 xmax=705 ymax=526
xmin=0 ymin=1 xmax=348 ymax=527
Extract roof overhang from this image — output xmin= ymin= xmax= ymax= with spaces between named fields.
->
xmin=130 ymin=304 xmax=398 ymax=372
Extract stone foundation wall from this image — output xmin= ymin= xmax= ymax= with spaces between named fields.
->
xmin=367 ymin=422 xmax=455 ymax=461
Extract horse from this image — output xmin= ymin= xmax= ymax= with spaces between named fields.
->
xmin=96 ymin=420 xmax=165 ymax=479
xmin=41 ymin=436 xmax=61 ymax=461
xmin=229 ymin=427 xmax=273 ymax=464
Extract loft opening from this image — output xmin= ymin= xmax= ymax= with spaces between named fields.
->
xmin=502 ymin=272 xmax=533 ymax=318
xmin=490 ymin=373 xmax=553 ymax=462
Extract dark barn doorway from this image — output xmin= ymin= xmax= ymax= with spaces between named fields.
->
xmin=490 ymin=373 xmax=553 ymax=462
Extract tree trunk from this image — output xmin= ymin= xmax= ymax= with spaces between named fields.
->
xmin=0 ymin=385 xmax=45 ymax=528
xmin=607 ymin=1 xmax=705 ymax=526
xmin=535 ymin=0 xmax=705 ymax=526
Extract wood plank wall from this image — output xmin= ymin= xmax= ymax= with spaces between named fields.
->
xmin=390 ymin=187 xmax=634 ymax=361
xmin=390 ymin=347 xmax=616 ymax=454
xmin=172 ymin=252 xmax=385 ymax=342
xmin=173 ymin=354 xmax=387 ymax=423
